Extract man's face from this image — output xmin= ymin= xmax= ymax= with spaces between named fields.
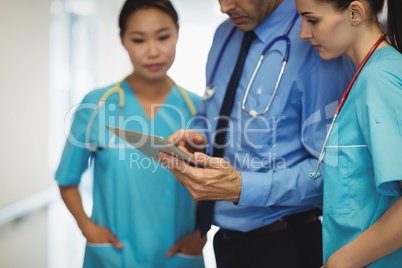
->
xmin=219 ymin=0 xmax=283 ymax=31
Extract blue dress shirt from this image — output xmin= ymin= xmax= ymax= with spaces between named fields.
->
xmin=193 ymin=0 xmax=355 ymax=232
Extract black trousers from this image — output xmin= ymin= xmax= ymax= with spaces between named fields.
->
xmin=213 ymin=219 xmax=322 ymax=268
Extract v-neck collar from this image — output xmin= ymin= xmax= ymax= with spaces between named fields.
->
xmin=120 ymin=80 xmax=177 ymax=123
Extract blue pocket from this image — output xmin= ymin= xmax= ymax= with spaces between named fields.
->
xmin=323 ymin=148 xmax=351 ymax=215
xmin=164 ymin=253 xmax=205 ymax=268
xmin=83 ymin=243 xmax=122 ymax=268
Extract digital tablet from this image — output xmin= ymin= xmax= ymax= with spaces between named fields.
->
xmin=106 ymin=125 xmax=197 ymax=165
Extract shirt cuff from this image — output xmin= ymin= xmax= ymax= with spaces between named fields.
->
xmin=237 ymin=170 xmax=272 ymax=207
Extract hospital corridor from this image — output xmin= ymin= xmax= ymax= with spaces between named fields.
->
xmin=0 ymin=0 xmax=224 ymax=267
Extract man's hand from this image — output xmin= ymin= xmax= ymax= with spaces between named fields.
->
xmin=167 ymin=129 xmax=208 ymax=156
xmin=166 ymin=229 xmax=207 ymax=258
xmin=158 ymin=151 xmax=242 ymax=203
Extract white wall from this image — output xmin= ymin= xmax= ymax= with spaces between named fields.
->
xmin=170 ymin=0 xmax=225 ymax=95
xmin=0 ymin=0 xmax=51 ymax=211
xmin=0 ymin=209 xmax=49 ymax=268
xmin=0 ymin=0 xmax=52 ymax=266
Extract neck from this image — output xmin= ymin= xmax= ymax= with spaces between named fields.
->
xmin=346 ymin=24 xmax=388 ymax=66
xmin=127 ymin=73 xmax=173 ymax=98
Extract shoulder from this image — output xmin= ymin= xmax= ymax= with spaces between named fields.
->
xmin=360 ymin=47 xmax=402 ymax=82
xmin=308 ymin=52 xmax=355 ymax=78
xmin=355 ymin=47 xmax=402 ymax=104
xmin=211 ymin=19 xmax=235 ymax=46
xmin=185 ymin=89 xmax=202 ymax=102
xmin=296 ymin=50 xmax=355 ymax=92
xmin=81 ymin=83 xmax=117 ymax=104
xmin=176 ymin=85 xmax=202 ymax=109
xmin=214 ymin=19 xmax=234 ymax=37
xmin=289 ymin=34 xmax=355 ymax=83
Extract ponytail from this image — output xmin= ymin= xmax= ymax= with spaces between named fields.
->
xmin=387 ymin=0 xmax=402 ymax=52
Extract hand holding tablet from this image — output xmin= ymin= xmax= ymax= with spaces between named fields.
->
xmin=106 ymin=126 xmax=200 ymax=166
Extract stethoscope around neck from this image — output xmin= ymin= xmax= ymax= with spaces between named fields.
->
xmin=309 ymin=33 xmax=387 ymax=179
xmin=203 ymin=12 xmax=299 ymax=117
xmin=84 ymin=76 xmax=196 ymax=151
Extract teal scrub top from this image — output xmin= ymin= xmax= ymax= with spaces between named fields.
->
xmin=56 ymin=80 xmax=204 ymax=268
xmin=323 ymin=47 xmax=402 ymax=267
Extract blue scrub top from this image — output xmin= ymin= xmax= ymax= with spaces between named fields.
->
xmin=56 ymin=81 xmax=204 ymax=268
xmin=323 ymin=47 xmax=402 ymax=267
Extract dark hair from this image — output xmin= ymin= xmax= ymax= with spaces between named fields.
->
xmin=317 ymin=0 xmax=401 ymax=52
xmin=118 ymin=0 xmax=179 ymax=37
xmin=387 ymin=0 xmax=401 ymax=52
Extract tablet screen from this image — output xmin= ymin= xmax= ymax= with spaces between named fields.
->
xmin=106 ymin=126 xmax=196 ymax=164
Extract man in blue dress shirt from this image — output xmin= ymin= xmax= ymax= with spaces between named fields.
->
xmin=158 ymin=0 xmax=355 ymax=267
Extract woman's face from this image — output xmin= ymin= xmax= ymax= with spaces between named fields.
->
xmin=121 ymin=7 xmax=178 ymax=81
xmin=295 ymin=0 xmax=353 ymax=60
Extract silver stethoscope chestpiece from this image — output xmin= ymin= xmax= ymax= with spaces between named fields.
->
xmin=249 ymin=110 xmax=259 ymax=117
xmin=203 ymin=85 xmax=215 ymax=100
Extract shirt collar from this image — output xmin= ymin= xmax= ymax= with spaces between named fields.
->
xmin=254 ymin=0 xmax=297 ymax=43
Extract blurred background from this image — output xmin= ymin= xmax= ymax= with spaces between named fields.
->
xmin=0 ymin=0 xmax=225 ymax=267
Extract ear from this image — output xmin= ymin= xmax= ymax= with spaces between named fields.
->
xmin=348 ymin=1 xmax=365 ymax=25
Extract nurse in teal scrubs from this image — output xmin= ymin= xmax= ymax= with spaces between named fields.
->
xmin=55 ymin=1 xmax=205 ymax=267
xmin=295 ymin=0 xmax=402 ymax=267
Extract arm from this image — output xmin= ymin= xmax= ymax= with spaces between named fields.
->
xmin=323 ymin=197 xmax=402 ymax=268
xmin=238 ymin=157 xmax=323 ymax=207
xmin=159 ymin=149 xmax=323 ymax=207
xmin=59 ymin=185 xmax=123 ymax=249
xmin=158 ymin=152 xmax=242 ymax=202
xmin=324 ymin=63 xmax=402 ymax=267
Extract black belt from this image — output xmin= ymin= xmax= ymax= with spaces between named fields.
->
xmin=220 ymin=209 xmax=321 ymax=240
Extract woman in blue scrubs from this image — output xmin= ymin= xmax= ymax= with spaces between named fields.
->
xmin=295 ymin=0 xmax=402 ymax=267
xmin=55 ymin=1 xmax=205 ymax=267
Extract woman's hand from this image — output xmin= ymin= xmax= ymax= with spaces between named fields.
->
xmin=58 ymin=185 xmax=123 ymax=249
xmin=81 ymin=220 xmax=123 ymax=249
xmin=323 ymin=197 xmax=402 ymax=268
xmin=166 ymin=229 xmax=207 ymax=257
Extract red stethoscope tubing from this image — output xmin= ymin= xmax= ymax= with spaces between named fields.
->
xmin=311 ymin=33 xmax=387 ymax=179
xmin=335 ymin=33 xmax=387 ymax=115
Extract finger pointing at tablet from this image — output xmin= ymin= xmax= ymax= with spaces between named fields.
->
xmin=157 ymin=151 xmax=242 ymax=202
